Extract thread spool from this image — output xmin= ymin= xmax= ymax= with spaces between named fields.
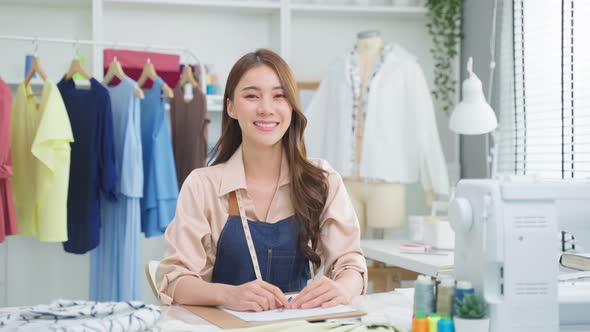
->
xmin=434 ymin=274 xmax=453 ymax=312
xmin=428 ymin=313 xmax=441 ymax=332
xmin=436 ymin=278 xmax=456 ymax=317
xmin=412 ymin=312 xmax=428 ymax=332
xmin=438 ymin=316 xmax=454 ymax=332
xmin=453 ymin=280 xmax=475 ymax=316
xmin=413 ymin=275 xmax=435 ymax=314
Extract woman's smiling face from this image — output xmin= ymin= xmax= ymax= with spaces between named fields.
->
xmin=227 ymin=65 xmax=293 ymax=149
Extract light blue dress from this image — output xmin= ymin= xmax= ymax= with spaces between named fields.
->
xmin=140 ymin=77 xmax=178 ymax=237
xmin=90 ymin=76 xmax=143 ymax=301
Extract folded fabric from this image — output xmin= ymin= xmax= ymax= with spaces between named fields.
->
xmin=0 ymin=299 xmax=160 ymax=332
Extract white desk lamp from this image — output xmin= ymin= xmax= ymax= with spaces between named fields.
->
xmin=449 ymin=57 xmax=497 ymax=135
xmin=449 ymin=57 xmax=498 ymax=178
xmin=450 ymin=0 xmax=500 ymax=178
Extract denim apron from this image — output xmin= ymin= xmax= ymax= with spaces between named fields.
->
xmin=211 ymin=191 xmax=313 ymax=293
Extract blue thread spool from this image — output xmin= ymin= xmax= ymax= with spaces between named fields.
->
xmin=206 ymin=84 xmax=215 ymax=95
xmin=453 ymin=280 xmax=474 ymax=316
xmin=438 ymin=316 xmax=454 ymax=332
xmin=413 ymin=275 xmax=435 ymax=315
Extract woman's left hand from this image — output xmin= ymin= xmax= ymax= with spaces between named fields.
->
xmin=286 ymin=276 xmax=352 ymax=309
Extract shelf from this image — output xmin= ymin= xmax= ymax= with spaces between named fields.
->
xmin=105 ymin=0 xmax=281 ymax=14
xmin=105 ymin=0 xmax=426 ymax=16
xmin=291 ymin=3 xmax=427 ymax=16
xmin=1 ymin=0 xmax=92 ymax=9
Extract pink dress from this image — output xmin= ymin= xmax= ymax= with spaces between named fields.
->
xmin=0 ymin=78 xmax=17 ymax=242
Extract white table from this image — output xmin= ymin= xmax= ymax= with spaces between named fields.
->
xmin=157 ymin=290 xmax=415 ymax=331
xmin=2 ymin=292 xmax=588 ymax=331
xmin=361 ymin=239 xmax=454 ymax=277
xmin=156 ymin=290 xmax=590 ymax=332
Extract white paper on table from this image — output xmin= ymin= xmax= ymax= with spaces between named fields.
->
xmin=219 ymin=294 xmax=356 ymax=322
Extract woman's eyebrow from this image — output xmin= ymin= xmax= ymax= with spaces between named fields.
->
xmin=240 ymin=86 xmax=284 ymax=91
xmin=241 ymin=86 xmax=260 ymax=91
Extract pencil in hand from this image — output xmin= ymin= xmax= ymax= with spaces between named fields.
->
xmin=279 ymin=296 xmax=293 ymax=312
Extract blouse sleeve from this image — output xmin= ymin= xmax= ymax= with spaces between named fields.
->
xmin=97 ymin=91 xmax=118 ymax=201
xmin=156 ymin=170 xmax=213 ymax=305
xmin=316 ymin=160 xmax=368 ymax=294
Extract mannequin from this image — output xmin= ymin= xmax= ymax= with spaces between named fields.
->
xmin=346 ymin=30 xmax=434 ymax=238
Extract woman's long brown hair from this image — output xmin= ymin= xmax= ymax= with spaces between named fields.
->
xmin=210 ymin=49 xmax=328 ymax=269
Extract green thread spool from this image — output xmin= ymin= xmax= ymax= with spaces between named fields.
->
xmin=428 ymin=313 xmax=441 ymax=332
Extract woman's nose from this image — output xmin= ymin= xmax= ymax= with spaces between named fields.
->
xmin=257 ymin=96 xmax=274 ymax=115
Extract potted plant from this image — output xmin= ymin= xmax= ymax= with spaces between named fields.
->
xmin=454 ymin=294 xmax=490 ymax=332
xmin=425 ymin=0 xmax=462 ymax=113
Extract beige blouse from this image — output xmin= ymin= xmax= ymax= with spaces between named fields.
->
xmin=156 ymin=145 xmax=368 ymax=305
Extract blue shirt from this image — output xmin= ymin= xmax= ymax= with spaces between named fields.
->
xmin=108 ymin=77 xmax=143 ymax=198
xmin=58 ymin=78 xmax=117 ymax=254
xmin=140 ymin=77 xmax=178 ymax=237
xmin=90 ymin=76 xmax=144 ymax=301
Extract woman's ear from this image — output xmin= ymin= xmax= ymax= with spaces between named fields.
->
xmin=227 ymin=98 xmax=237 ymax=119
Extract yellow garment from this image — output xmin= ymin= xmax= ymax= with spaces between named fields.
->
xmin=11 ymin=80 xmax=73 ymax=241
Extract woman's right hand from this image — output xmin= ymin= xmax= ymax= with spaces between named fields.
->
xmin=221 ymin=279 xmax=289 ymax=312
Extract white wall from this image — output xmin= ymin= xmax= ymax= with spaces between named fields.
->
xmin=0 ymin=0 xmax=457 ymax=307
xmin=0 ymin=2 xmax=94 ymax=83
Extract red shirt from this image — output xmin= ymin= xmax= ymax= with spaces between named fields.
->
xmin=103 ymin=49 xmax=180 ymax=88
xmin=0 ymin=78 xmax=17 ymax=242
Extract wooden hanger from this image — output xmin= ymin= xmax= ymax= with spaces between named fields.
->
xmin=178 ymin=64 xmax=198 ymax=88
xmin=104 ymin=56 xmax=144 ymax=99
xmin=137 ymin=58 xmax=174 ymax=98
xmin=24 ymin=56 xmax=48 ymax=86
xmin=65 ymin=58 xmax=91 ymax=81
xmin=65 ymin=40 xmax=91 ymax=81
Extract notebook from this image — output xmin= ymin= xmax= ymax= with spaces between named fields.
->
xmin=181 ymin=293 xmax=366 ymax=329
xmin=220 ymin=294 xmax=357 ymax=322
xmin=560 ymin=253 xmax=590 ymax=271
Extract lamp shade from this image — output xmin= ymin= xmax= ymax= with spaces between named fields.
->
xmin=449 ymin=57 xmax=498 ymax=135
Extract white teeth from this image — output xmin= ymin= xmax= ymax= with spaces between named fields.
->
xmin=255 ymin=122 xmax=278 ymax=128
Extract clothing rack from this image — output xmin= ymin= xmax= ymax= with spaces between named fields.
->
xmin=0 ymin=34 xmax=207 ymax=94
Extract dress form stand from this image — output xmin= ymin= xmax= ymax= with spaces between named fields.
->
xmin=344 ymin=31 xmax=407 ymax=240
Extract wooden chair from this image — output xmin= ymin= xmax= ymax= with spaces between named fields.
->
xmin=145 ymin=260 xmax=160 ymax=300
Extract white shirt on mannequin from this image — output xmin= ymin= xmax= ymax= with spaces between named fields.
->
xmin=304 ymin=43 xmax=449 ymax=196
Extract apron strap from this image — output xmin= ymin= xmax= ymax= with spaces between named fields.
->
xmin=234 ymin=190 xmax=263 ymax=280
xmin=308 ymin=240 xmax=315 ymax=281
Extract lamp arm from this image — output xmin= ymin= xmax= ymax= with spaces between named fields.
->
xmin=488 ymin=131 xmax=498 ymax=179
xmin=486 ymin=0 xmax=499 ymax=179
xmin=487 ymin=0 xmax=499 ymax=103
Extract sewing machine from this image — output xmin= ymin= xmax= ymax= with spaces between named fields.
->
xmin=449 ymin=177 xmax=590 ymax=331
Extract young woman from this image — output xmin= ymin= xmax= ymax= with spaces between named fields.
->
xmin=156 ymin=49 xmax=367 ymax=312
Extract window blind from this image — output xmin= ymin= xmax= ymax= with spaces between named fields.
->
xmin=496 ymin=0 xmax=590 ymax=179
